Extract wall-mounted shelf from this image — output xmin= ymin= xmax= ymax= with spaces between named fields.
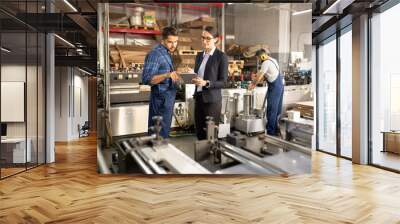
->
xmin=109 ymin=27 xmax=161 ymax=35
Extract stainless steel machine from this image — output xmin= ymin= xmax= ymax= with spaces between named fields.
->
xmin=109 ymin=70 xmax=150 ymax=104
xmin=194 ymin=117 xmax=311 ymax=175
xmin=112 ymin=116 xmax=210 ymax=174
xmin=232 ymin=91 xmax=265 ymax=135
xmin=98 ymin=115 xmax=311 ymax=175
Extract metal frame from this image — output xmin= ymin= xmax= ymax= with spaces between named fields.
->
xmin=0 ymin=0 xmax=48 ymax=179
xmin=336 ymin=19 xmax=341 ymax=157
xmin=315 ymin=20 xmax=353 ymax=160
xmin=315 ymin=33 xmax=337 ymax=156
xmin=367 ymin=10 xmax=373 ymax=165
xmin=367 ymin=1 xmax=400 ymax=172
xmin=316 ymin=0 xmax=400 ymax=172
xmin=0 ymin=16 xmax=2 ymax=179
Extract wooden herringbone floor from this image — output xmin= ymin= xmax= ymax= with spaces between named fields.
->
xmin=1 ymin=135 xmax=400 ymax=224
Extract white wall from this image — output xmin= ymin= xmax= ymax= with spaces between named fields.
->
xmin=1 ymin=65 xmax=28 ymax=138
xmin=228 ymin=3 xmax=311 ymax=71
xmin=55 ymin=67 xmax=89 ymax=141
xmin=233 ymin=4 xmax=280 ymax=52
xmin=1 ymin=63 xmax=46 ymax=164
xmin=290 ymin=7 xmax=312 ymax=54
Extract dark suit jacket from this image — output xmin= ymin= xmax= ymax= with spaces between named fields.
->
xmin=194 ymin=48 xmax=228 ymax=103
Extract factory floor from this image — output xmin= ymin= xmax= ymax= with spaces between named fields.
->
xmin=1 ymin=134 xmax=400 ymax=223
xmin=168 ymin=134 xmax=197 ymax=159
xmin=168 ymin=134 xmax=311 ymax=175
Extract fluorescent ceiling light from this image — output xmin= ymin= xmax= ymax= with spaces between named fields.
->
xmin=1 ymin=47 xmax=11 ymax=53
xmin=78 ymin=67 xmax=92 ymax=76
xmin=63 ymin=0 xmax=78 ymax=12
xmin=292 ymin=9 xmax=312 ymax=16
xmin=54 ymin=34 xmax=75 ymax=48
xmin=323 ymin=0 xmax=343 ymax=14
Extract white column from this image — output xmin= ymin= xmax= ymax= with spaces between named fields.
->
xmin=46 ymin=32 xmax=55 ymax=163
xmin=278 ymin=4 xmax=291 ymax=71
xmin=352 ymin=14 xmax=369 ymax=164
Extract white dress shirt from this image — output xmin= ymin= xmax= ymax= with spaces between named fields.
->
xmin=197 ymin=47 xmax=216 ymax=92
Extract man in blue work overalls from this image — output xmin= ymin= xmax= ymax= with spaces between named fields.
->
xmin=142 ymin=27 xmax=181 ymax=138
xmin=249 ymin=48 xmax=284 ymax=136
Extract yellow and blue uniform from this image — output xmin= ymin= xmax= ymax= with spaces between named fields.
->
xmin=142 ymin=44 xmax=176 ymax=138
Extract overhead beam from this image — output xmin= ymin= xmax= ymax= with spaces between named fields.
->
xmin=67 ymin=13 xmax=97 ymax=38
xmin=55 ymin=55 xmax=96 ymax=69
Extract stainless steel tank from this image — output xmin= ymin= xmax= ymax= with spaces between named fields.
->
xmin=243 ymin=92 xmax=252 ymax=116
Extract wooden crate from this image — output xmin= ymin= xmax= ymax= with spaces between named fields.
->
xmin=110 ymin=23 xmax=130 ymax=28
xmin=178 ymin=37 xmax=192 ymax=42
xmin=292 ymin=101 xmax=314 ymax=119
xmin=181 ymin=19 xmax=215 ymax=29
xmin=109 ymin=45 xmax=151 ymax=67
xmin=179 ymin=50 xmax=197 ymax=56
xmin=130 ymin=25 xmax=159 ymax=31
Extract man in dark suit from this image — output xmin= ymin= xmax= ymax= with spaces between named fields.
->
xmin=192 ymin=26 xmax=228 ymax=140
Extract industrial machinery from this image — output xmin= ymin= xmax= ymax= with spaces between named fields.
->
xmin=194 ymin=117 xmax=311 ymax=174
xmin=284 ymin=70 xmax=311 ymax=86
xmin=109 ymin=68 xmax=150 ymax=104
xmin=112 ymin=116 xmax=210 ymax=174
xmin=232 ymin=91 xmax=265 ymax=135
xmin=98 ymin=115 xmax=311 ymax=175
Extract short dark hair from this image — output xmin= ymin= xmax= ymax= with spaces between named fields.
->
xmin=162 ymin=26 xmax=178 ymax=40
xmin=204 ymin=26 xmax=219 ymax=38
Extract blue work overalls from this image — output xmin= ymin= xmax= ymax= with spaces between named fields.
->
xmin=266 ymin=74 xmax=284 ymax=136
xmin=142 ymin=44 xmax=176 ymax=138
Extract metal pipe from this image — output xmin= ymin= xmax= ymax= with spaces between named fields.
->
xmin=136 ymin=149 xmax=167 ymax=174
xmin=243 ymin=93 xmax=251 ymax=116
xmin=104 ymin=3 xmax=110 ymax=114
xmin=121 ymin=141 xmax=133 ymax=153
xmin=129 ymin=150 xmax=154 ymax=174
xmin=233 ymin=93 xmax=240 ymax=117
xmin=219 ymin=142 xmax=287 ymax=175
xmin=263 ymin=135 xmax=312 ymax=155
xmin=97 ymin=147 xmax=112 ymax=174
xmin=136 ymin=134 xmax=157 ymax=142
xmin=221 ymin=4 xmax=225 ymax=52
xmin=147 ymin=159 xmax=167 ymax=174
xmin=221 ymin=150 xmax=270 ymax=173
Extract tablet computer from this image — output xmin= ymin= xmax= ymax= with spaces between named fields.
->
xmin=178 ymin=73 xmax=198 ymax=84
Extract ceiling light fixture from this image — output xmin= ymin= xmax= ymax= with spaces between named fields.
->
xmin=54 ymin=34 xmax=75 ymax=48
xmin=63 ymin=0 xmax=78 ymax=12
xmin=1 ymin=47 xmax=11 ymax=53
xmin=292 ymin=9 xmax=312 ymax=16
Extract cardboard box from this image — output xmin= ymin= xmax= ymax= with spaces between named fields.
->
xmin=200 ymin=15 xmax=215 ymax=23
xmin=143 ymin=10 xmax=156 ymax=27
xmin=178 ymin=45 xmax=191 ymax=51
xmin=287 ymin=110 xmax=301 ymax=121
xmin=181 ymin=19 xmax=215 ymax=29
xmin=180 ymin=28 xmax=203 ymax=37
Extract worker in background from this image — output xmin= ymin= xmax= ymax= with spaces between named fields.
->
xmin=142 ymin=26 xmax=181 ymax=138
xmin=192 ymin=26 xmax=228 ymax=140
xmin=248 ymin=48 xmax=284 ymax=136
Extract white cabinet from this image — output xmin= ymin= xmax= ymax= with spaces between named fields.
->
xmin=1 ymin=138 xmax=32 ymax=163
